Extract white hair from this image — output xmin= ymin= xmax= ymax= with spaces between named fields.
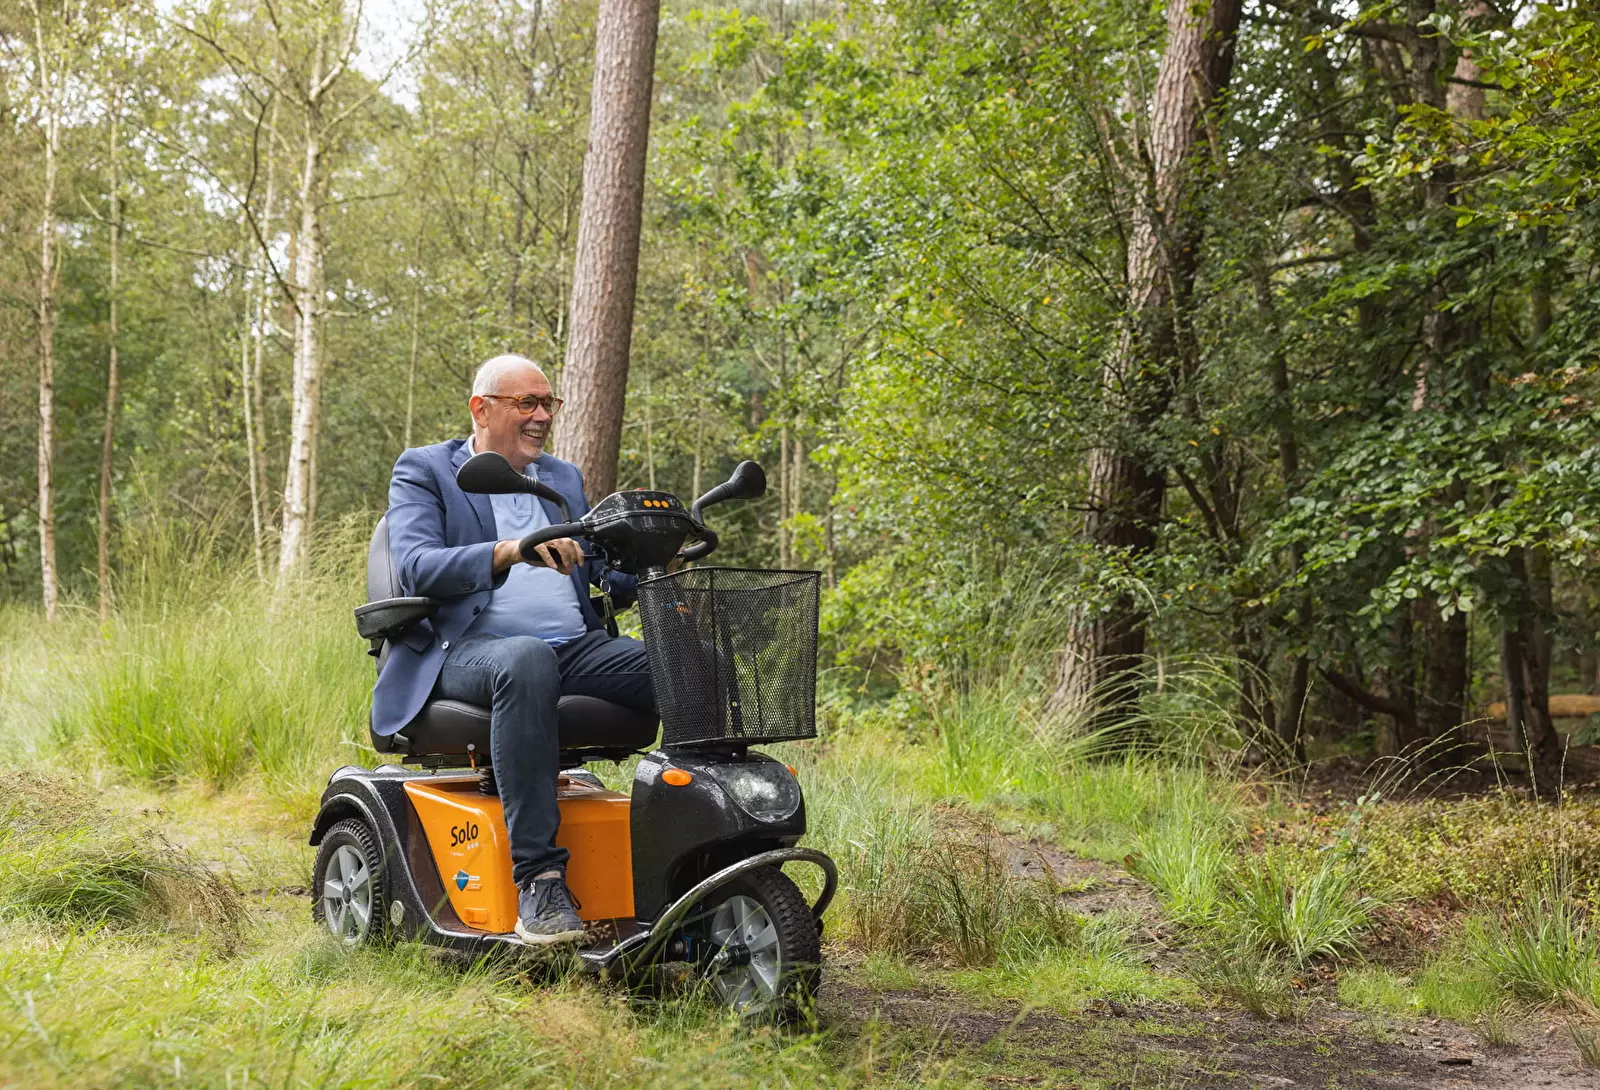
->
xmin=472 ymin=354 xmax=547 ymax=397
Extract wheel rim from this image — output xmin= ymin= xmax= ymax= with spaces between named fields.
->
xmin=321 ymin=844 xmax=374 ymax=946
xmin=708 ymin=894 xmax=781 ymax=1012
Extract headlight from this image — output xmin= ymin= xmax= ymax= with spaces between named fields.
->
xmin=707 ymin=761 xmax=801 ymax=822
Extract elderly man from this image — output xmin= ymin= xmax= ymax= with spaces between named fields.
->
xmin=372 ymin=354 xmax=654 ymax=944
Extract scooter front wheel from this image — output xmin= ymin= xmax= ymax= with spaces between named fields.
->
xmin=697 ymin=865 xmax=820 ymax=1016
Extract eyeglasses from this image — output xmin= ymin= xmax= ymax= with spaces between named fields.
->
xmin=480 ymin=393 xmax=564 ymax=415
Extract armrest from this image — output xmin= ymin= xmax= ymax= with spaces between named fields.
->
xmin=354 ymin=597 xmax=441 ymax=641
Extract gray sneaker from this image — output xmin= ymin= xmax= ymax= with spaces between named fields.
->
xmin=514 ymin=875 xmax=586 ymax=945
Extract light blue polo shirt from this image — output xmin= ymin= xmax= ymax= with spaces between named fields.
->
xmin=465 ymin=441 xmax=587 ymax=647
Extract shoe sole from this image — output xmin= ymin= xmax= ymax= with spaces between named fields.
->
xmin=514 ymin=920 xmax=587 ymax=946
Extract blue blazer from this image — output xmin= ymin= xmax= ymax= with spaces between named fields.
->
xmin=371 ymin=438 xmax=637 ymax=737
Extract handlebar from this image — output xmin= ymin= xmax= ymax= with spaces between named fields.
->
xmin=518 ymin=521 xmax=589 ymax=564
xmin=680 ymin=528 xmax=718 ymax=562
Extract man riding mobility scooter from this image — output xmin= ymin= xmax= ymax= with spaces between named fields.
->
xmin=308 ymin=453 xmax=836 ymax=1013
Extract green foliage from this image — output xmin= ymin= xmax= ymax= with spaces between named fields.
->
xmin=1291 ymin=792 xmax=1600 ymax=912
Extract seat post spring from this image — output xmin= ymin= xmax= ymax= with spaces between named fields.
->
xmin=477 ymin=766 xmax=498 ymax=796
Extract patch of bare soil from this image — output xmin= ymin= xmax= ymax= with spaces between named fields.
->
xmin=824 ymin=980 xmax=1600 ymax=1089
xmin=847 ymin=820 xmax=1599 ymax=1087
xmin=1004 ymin=836 xmax=1162 ymax=923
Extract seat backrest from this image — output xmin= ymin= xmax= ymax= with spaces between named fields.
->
xmin=367 ymin=516 xmax=399 ymax=674
xmin=368 ymin=515 xmax=401 ymax=603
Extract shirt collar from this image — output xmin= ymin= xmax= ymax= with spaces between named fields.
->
xmin=467 ymin=434 xmax=541 ymax=479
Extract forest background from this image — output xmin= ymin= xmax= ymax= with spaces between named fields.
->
xmin=6 ymin=0 xmax=1600 ymax=1083
xmin=1 ymin=0 xmax=1598 ymax=770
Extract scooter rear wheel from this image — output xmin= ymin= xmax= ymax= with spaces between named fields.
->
xmin=698 ymin=865 xmax=820 ymax=1016
xmin=312 ymin=817 xmax=390 ymax=948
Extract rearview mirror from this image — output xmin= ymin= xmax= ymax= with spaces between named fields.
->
xmin=456 ymin=451 xmax=572 ymax=520
xmin=457 ymin=451 xmax=531 ymax=495
xmin=691 ymin=459 xmax=767 ymax=520
xmin=722 ymin=460 xmax=767 ymax=501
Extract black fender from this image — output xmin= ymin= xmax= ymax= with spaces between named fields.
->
xmin=308 ymin=766 xmax=471 ymax=944
xmin=630 ymin=750 xmax=808 ymax=922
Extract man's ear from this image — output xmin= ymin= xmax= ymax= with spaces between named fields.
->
xmin=468 ymin=395 xmax=489 ymax=429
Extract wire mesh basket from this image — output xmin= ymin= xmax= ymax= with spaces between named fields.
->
xmin=636 ymin=567 xmax=820 ymax=747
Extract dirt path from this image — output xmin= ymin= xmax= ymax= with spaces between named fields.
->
xmin=822 ymin=830 xmax=1599 ymax=1088
xmin=826 ymin=979 xmax=1598 ymax=1088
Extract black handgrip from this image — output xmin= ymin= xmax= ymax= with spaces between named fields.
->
xmin=518 ymin=521 xmax=587 ymax=564
xmin=680 ymin=527 xmax=719 ymax=562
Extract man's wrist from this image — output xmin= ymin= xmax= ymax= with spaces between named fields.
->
xmin=492 ymin=539 xmax=522 ymax=574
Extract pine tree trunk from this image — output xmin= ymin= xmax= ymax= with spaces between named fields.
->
xmin=98 ymin=101 xmax=121 ymax=619
xmin=1049 ymin=0 xmax=1242 ymax=725
xmin=560 ymin=0 xmax=661 ymax=499
xmin=278 ymin=96 xmax=326 ymax=575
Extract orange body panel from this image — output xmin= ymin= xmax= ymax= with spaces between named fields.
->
xmin=405 ymin=776 xmax=634 ymax=934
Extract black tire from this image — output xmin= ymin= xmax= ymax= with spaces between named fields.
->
xmin=311 ymin=817 xmax=391 ymax=948
xmin=696 ymin=864 xmax=820 ymax=1017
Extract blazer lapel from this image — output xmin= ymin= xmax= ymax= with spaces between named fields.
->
xmin=450 ymin=440 xmax=497 ymax=541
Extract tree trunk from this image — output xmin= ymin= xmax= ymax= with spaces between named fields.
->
xmin=1495 ymin=213 xmax=1562 ymax=783
xmin=560 ymin=0 xmax=661 ymax=498
xmin=1049 ymin=0 xmax=1243 ymax=726
xmin=278 ymin=91 xmax=326 ymax=575
xmin=98 ymin=96 xmax=122 ymax=620
xmin=31 ymin=3 xmax=60 ymax=622
xmin=1498 ymin=546 xmax=1561 ymax=783
xmin=245 ymin=101 xmax=279 ymax=581
xmin=404 ymin=227 xmax=422 ymax=450
xmin=1406 ymin=0 xmax=1484 ymax=758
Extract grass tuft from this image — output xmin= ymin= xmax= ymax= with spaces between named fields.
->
xmin=1227 ymin=847 xmax=1386 ymax=966
xmin=0 ymin=773 xmax=241 ymax=949
xmin=1461 ymin=883 xmax=1600 ymax=1007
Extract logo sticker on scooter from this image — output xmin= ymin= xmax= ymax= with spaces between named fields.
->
xmin=454 ymin=869 xmax=472 ymax=891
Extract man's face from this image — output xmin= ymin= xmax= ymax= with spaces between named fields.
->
xmin=468 ymin=363 xmax=555 ymax=470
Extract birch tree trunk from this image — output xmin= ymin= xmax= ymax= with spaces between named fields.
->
xmin=98 ymin=96 xmax=121 ymax=619
xmin=1049 ymin=0 xmax=1243 ymax=724
xmin=560 ymin=0 xmax=661 ymax=499
xmin=28 ymin=0 xmax=63 ymax=621
xmin=278 ymin=85 xmax=326 ymax=575
xmin=245 ymin=102 xmax=279 ymax=581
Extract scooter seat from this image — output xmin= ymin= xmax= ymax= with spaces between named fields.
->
xmin=373 ymin=694 xmax=659 ymax=762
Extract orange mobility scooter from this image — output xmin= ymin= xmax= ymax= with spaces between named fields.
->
xmin=308 ymin=453 xmax=835 ymax=1013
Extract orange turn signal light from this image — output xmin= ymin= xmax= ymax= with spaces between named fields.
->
xmin=786 ymin=764 xmax=797 ymax=776
xmin=661 ymin=768 xmax=693 ymax=786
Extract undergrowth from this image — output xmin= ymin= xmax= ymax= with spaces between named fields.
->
xmin=0 ymin=773 xmax=241 ymax=949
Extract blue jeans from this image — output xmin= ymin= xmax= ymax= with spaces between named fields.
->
xmin=434 ymin=629 xmax=654 ymax=885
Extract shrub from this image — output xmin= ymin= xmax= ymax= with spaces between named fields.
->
xmin=1317 ymin=792 xmax=1600 ymax=911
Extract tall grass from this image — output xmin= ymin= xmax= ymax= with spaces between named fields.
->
xmin=2 ymin=517 xmax=374 ymax=802
xmin=1133 ymin=796 xmax=1389 ymax=966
